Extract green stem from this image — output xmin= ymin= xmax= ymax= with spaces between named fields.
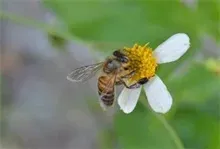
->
xmin=0 ymin=11 xmax=80 ymax=42
xmin=141 ymin=97 xmax=185 ymax=149
xmin=153 ymin=113 xmax=185 ymax=149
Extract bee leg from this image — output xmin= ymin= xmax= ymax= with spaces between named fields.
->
xmin=121 ymin=71 xmax=135 ymax=79
xmin=137 ymin=77 xmax=148 ymax=85
xmin=127 ymin=78 xmax=148 ymax=88
xmin=118 ymin=79 xmax=141 ymax=89
xmin=126 ymin=83 xmax=141 ymax=89
xmin=115 ymin=80 xmax=123 ymax=85
xmin=118 ymin=77 xmax=148 ymax=89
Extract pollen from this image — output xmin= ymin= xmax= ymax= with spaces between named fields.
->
xmin=124 ymin=43 xmax=157 ymax=83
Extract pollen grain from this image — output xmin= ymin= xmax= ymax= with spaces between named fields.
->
xmin=124 ymin=43 xmax=157 ymax=83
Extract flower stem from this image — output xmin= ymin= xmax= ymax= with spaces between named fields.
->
xmin=140 ymin=97 xmax=185 ymax=149
xmin=153 ymin=113 xmax=185 ymax=149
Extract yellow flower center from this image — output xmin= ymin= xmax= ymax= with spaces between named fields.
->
xmin=124 ymin=43 xmax=157 ymax=83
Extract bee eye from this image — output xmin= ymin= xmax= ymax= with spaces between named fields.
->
xmin=113 ymin=50 xmax=121 ymax=57
xmin=113 ymin=50 xmax=128 ymax=63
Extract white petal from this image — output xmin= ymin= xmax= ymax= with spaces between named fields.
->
xmin=143 ymin=75 xmax=172 ymax=113
xmin=117 ymin=87 xmax=142 ymax=114
xmin=153 ymin=33 xmax=190 ymax=64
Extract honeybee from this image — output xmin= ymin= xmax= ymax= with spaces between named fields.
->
xmin=67 ymin=49 xmax=148 ymax=109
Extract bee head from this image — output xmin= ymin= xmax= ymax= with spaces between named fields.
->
xmin=113 ymin=50 xmax=128 ymax=63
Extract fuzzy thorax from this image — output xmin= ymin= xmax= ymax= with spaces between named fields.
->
xmin=124 ymin=44 xmax=157 ymax=83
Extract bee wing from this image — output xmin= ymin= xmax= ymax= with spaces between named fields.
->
xmin=67 ymin=62 xmax=104 ymax=82
xmin=99 ymin=74 xmax=117 ymax=110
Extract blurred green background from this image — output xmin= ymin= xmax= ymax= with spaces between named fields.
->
xmin=0 ymin=0 xmax=220 ymax=149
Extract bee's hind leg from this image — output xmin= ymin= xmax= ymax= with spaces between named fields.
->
xmin=117 ymin=79 xmax=141 ymax=89
xmin=126 ymin=83 xmax=141 ymax=89
xmin=118 ymin=77 xmax=148 ymax=89
xmin=115 ymin=80 xmax=123 ymax=85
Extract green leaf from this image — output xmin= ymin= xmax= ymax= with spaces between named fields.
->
xmin=168 ymin=63 xmax=220 ymax=103
xmin=171 ymin=99 xmax=220 ymax=149
xmin=47 ymin=33 xmax=68 ymax=51
xmin=197 ymin=0 xmax=220 ymax=41
xmin=44 ymin=0 xmax=198 ymax=45
xmin=0 ymin=11 xmax=77 ymax=41
xmin=114 ymin=103 xmax=184 ymax=149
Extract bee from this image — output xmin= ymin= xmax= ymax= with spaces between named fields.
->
xmin=68 ymin=34 xmax=190 ymax=114
xmin=67 ymin=49 xmax=148 ymax=109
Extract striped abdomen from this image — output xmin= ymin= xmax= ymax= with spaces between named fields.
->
xmin=98 ymin=76 xmax=115 ymax=106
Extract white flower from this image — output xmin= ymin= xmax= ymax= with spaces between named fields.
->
xmin=118 ymin=33 xmax=190 ymax=114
